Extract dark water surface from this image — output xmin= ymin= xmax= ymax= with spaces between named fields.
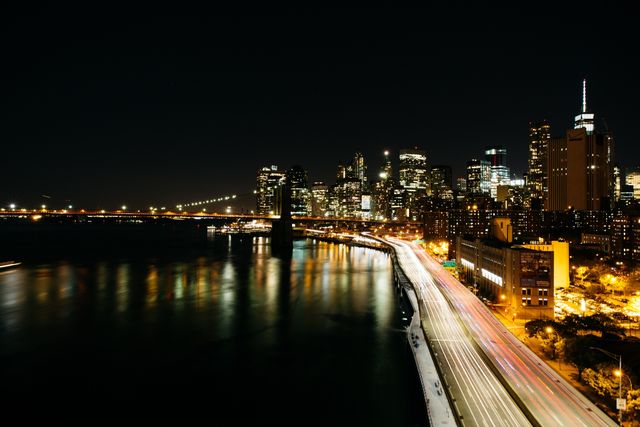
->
xmin=0 ymin=236 xmax=425 ymax=425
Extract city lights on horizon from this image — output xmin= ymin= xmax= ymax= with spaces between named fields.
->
xmin=2 ymin=199 xmax=244 ymax=215
xmin=0 ymin=82 xmax=632 ymax=223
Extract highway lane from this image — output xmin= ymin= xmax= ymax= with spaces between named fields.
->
xmin=387 ymin=239 xmax=531 ymax=427
xmin=403 ymin=239 xmax=617 ymax=427
xmin=404 ymin=288 xmax=456 ymax=425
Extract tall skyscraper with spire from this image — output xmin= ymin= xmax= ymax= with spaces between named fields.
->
xmin=574 ymin=79 xmax=595 ymax=134
xmin=373 ymin=150 xmax=394 ymax=220
xmin=380 ymin=150 xmax=393 ymax=180
xmin=547 ymin=80 xmax=614 ymax=210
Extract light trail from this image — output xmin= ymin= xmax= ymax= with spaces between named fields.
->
xmin=395 ymin=238 xmax=617 ymax=427
xmin=387 ymin=238 xmax=531 ymax=426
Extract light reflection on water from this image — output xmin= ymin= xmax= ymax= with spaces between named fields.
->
xmin=0 ymin=237 xmax=424 ymax=425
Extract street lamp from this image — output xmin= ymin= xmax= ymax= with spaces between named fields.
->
xmin=615 ymin=369 xmax=633 ymax=390
xmin=590 ymin=347 xmax=624 ymax=426
xmin=614 ymin=370 xmax=634 ymax=425
xmin=617 ymin=370 xmax=634 ymax=426
xmin=545 ymin=326 xmax=561 ymax=370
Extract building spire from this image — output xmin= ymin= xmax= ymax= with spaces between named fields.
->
xmin=582 ymin=78 xmax=587 ymax=113
xmin=574 ymin=78 xmax=594 ymax=134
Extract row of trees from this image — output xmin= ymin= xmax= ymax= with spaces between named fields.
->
xmin=571 ymin=263 xmax=640 ymax=298
xmin=526 ymin=314 xmax=640 ymax=422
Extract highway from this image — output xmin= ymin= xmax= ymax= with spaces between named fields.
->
xmin=390 ymin=238 xmax=617 ymax=427
xmin=387 ymin=238 xmax=531 ymax=426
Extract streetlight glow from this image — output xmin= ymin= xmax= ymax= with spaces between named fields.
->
xmin=590 ymin=347 xmax=624 ymax=426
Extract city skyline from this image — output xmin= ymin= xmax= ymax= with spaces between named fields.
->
xmin=4 ymin=6 xmax=640 ymax=424
xmin=2 ymin=5 xmax=638 ymax=208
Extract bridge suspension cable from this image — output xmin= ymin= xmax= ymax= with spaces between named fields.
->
xmin=175 ymin=191 xmax=255 ymax=210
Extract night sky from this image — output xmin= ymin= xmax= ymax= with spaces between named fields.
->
xmin=2 ymin=5 xmax=638 ymax=210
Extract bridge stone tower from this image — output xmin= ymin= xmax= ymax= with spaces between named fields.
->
xmin=270 ymin=178 xmax=293 ymax=253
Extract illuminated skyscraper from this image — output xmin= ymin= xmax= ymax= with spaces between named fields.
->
xmin=335 ymin=178 xmax=362 ymax=218
xmin=466 ymin=159 xmax=491 ymax=195
xmin=398 ymin=147 xmax=428 ymax=219
xmin=380 ymin=150 xmax=393 ymax=181
xmin=547 ymin=81 xmax=614 ymax=210
xmin=528 ymin=120 xmax=551 ymax=201
xmin=332 ymin=152 xmax=368 ymax=218
xmin=256 ymin=165 xmax=286 ymax=215
xmin=352 ymin=152 xmax=368 ymax=189
xmin=311 ymin=182 xmax=329 ymax=217
xmin=613 ymin=166 xmax=621 ymax=202
xmin=431 ymin=165 xmax=452 ymax=198
xmin=390 ymin=186 xmax=406 ymax=221
xmin=456 ymin=177 xmax=467 ymax=193
xmin=574 ymin=79 xmax=595 ymax=134
xmin=373 ymin=150 xmax=394 ymax=220
xmin=625 ymin=168 xmax=640 ymax=199
xmin=485 ymin=146 xmax=510 ymax=199
xmin=361 ymin=192 xmax=372 ymax=219
xmin=399 ymin=147 xmax=428 ymax=193
xmin=287 ymin=165 xmax=310 ymax=216
xmin=336 ymin=162 xmax=347 ymax=180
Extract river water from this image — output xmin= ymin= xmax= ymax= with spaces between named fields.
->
xmin=0 ymin=236 xmax=425 ymax=425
